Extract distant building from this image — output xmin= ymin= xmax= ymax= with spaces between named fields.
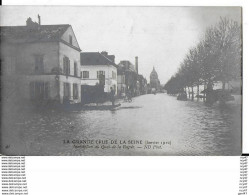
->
xmin=117 ymin=66 xmax=126 ymax=97
xmin=137 ymin=74 xmax=148 ymax=95
xmin=150 ymin=67 xmax=160 ymax=90
xmin=117 ymin=59 xmax=137 ymax=96
xmin=80 ymin=51 xmax=118 ymax=94
xmin=0 ymin=16 xmax=82 ymax=104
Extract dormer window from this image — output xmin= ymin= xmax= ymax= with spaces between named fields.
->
xmin=69 ymin=35 xmax=72 ymax=45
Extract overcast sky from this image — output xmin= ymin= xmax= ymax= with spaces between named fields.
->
xmin=0 ymin=6 xmax=241 ymax=84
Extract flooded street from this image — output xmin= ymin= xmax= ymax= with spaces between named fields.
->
xmin=2 ymin=94 xmax=241 ymax=156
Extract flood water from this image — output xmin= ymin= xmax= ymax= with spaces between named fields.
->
xmin=2 ymin=93 xmax=242 ymax=155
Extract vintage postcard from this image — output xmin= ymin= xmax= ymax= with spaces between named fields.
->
xmin=0 ymin=6 xmax=242 ymax=155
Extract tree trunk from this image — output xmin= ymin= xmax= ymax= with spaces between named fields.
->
xmin=191 ymin=86 xmax=194 ymax=101
xmin=203 ymin=81 xmax=206 ymax=102
xmin=188 ymin=86 xmax=190 ymax=99
xmin=222 ymin=81 xmax=226 ymax=91
xmin=197 ymin=83 xmax=199 ymax=101
xmin=220 ymin=81 xmax=226 ymax=105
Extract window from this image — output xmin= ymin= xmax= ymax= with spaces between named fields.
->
xmin=73 ymin=83 xmax=78 ymax=99
xmin=30 ymin=81 xmax=49 ymax=100
xmin=97 ymin=71 xmax=105 ymax=85
xmin=122 ymin=75 xmax=125 ymax=83
xmin=74 ymin=62 xmax=77 ymax=77
xmin=69 ymin=35 xmax=72 ymax=45
xmin=97 ymin=71 xmax=105 ymax=79
xmin=34 ymin=55 xmax=44 ymax=74
xmin=82 ymin=71 xmax=89 ymax=79
xmin=112 ymin=71 xmax=116 ymax=79
xmin=63 ymin=83 xmax=70 ymax=98
xmin=63 ymin=56 xmax=70 ymax=76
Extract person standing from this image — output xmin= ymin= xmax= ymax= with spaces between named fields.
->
xmin=110 ymin=87 xmax=115 ymax=106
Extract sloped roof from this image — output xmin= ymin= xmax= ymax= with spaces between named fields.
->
xmin=0 ymin=24 xmax=70 ymax=43
xmin=81 ymin=52 xmax=117 ymax=67
xmin=118 ymin=60 xmax=136 ymax=72
xmin=119 ymin=60 xmax=134 ymax=67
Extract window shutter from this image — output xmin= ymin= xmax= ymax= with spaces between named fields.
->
xmin=68 ymin=59 xmax=70 ymax=75
xmin=63 ymin=57 xmax=66 ymax=74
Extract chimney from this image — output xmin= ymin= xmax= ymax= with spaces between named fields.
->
xmin=101 ymin=51 xmax=108 ymax=56
xmin=135 ymin=56 xmax=138 ymax=74
xmin=38 ymin=14 xmax=41 ymax=25
xmin=107 ymin=55 xmax=115 ymax=63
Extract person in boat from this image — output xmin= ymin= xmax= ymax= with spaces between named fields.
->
xmin=110 ymin=87 xmax=115 ymax=106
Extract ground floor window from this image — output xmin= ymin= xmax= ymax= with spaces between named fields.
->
xmin=82 ymin=71 xmax=89 ymax=79
xmin=63 ymin=82 xmax=70 ymax=99
xmin=73 ymin=83 xmax=78 ymax=99
xmin=97 ymin=70 xmax=105 ymax=79
xmin=30 ymin=81 xmax=49 ymax=100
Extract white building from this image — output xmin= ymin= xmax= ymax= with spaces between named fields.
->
xmin=80 ymin=51 xmax=118 ymax=94
xmin=0 ymin=17 xmax=82 ymax=104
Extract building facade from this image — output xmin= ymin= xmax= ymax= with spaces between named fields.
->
xmin=80 ymin=51 xmax=118 ymax=94
xmin=117 ymin=67 xmax=126 ymax=97
xmin=117 ymin=60 xmax=138 ymax=96
xmin=0 ymin=17 xmax=82 ymax=104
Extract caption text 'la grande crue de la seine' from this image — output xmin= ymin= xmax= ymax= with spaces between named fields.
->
xmin=63 ymin=139 xmax=171 ymax=150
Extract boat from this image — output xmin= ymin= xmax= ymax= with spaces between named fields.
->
xmin=83 ymin=103 xmax=121 ymax=111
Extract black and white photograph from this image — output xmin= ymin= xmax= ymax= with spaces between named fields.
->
xmin=0 ymin=6 xmax=242 ymax=156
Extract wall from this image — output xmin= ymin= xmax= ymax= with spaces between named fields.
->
xmin=58 ymin=40 xmax=81 ymax=103
xmin=60 ymin=26 xmax=80 ymax=49
xmin=17 ymin=75 xmax=59 ymax=99
xmin=1 ymin=39 xmax=82 ymax=103
xmin=15 ymin=42 xmax=59 ymax=74
xmin=59 ymin=42 xmax=81 ymax=77
xmin=59 ymin=75 xmax=81 ymax=104
xmin=80 ymin=65 xmax=117 ymax=94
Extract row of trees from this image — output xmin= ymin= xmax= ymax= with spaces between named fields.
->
xmin=164 ymin=17 xmax=242 ymax=100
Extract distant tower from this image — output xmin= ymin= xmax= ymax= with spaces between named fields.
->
xmin=150 ymin=67 xmax=160 ymax=90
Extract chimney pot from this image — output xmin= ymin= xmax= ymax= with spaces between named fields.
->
xmin=101 ymin=51 xmax=108 ymax=56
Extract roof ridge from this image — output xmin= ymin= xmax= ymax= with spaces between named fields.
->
xmin=99 ymin=52 xmax=116 ymax=65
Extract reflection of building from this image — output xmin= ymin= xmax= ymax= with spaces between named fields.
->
xmin=0 ymin=16 xmax=82 ymax=104
xmin=150 ymin=67 xmax=160 ymax=90
xmin=80 ymin=51 xmax=117 ymax=94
